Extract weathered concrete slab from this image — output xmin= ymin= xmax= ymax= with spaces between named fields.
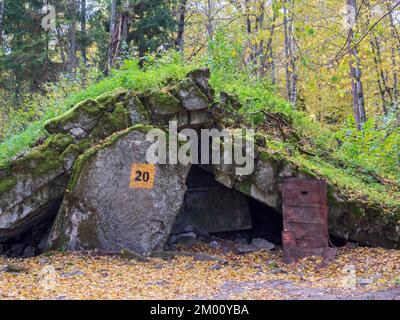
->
xmin=47 ymin=128 xmax=190 ymax=255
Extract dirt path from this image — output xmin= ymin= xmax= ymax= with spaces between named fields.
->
xmin=1 ymin=244 xmax=399 ymax=300
xmin=209 ymin=280 xmax=400 ymax=300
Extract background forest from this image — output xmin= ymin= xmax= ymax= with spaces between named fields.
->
xmin=0 ymin=0 xmax=399 ymax=184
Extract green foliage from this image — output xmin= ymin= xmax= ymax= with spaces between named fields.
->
xmin=128 ymin=0 xmax=177 ymax=59
xmin=0 ymin=51 xmax=196 ymax=164
xmin=334 ymin=115 xmax=400 ymax=183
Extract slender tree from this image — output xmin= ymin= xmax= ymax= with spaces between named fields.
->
xmin=80 ymin=0 xmax=87 ymax=64
xmin=346 ymin=0 xmax=367 ymax=130
xmin=68 ymin=0 xmax=77 ymax=72
xmin=267 ymin=0 xmax=277 ymax=85
xmin=107 ymin=0 xmax=130 ymax=72
xmin=0 ymin=0 xmax=4 ymax=44
xmin=107 ymin=0 xmax=117 ymax=73
xmin=283 ymin=0 xmax=297 ymax=106
xmin=175 ymin=0 xmax=187 ymax=52
xmin=370 ymin=36 xmax=391 ymax=114
xmin=387 ymin=4 xmax=399 ymax=105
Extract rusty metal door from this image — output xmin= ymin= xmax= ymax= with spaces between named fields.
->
xmin=282 ymin=178 xmax=330 ymax=264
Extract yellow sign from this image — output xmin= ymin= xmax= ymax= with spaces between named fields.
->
xmin=130 ymin=164 xmax=156 ymax=189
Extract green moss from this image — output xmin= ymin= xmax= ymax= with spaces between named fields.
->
xmin=95 ymin=92 xmax=116 ymax=110
xmin=44 ymin=99 xmax=103 ymax=134
xmin=88 ymin=113 xmax=115 ymax=142
xmin=0 ymin=160 xmax=11 ymax=173
xmin=351 ymin=205 xmax=365 ymax=218
xmin=66 ymin=147 xmax=98 ymax=192
xmin=128 ymin=93 xmax=151 ymax=120
xmin=10 ymin=133 xmax=76 ymax=178
xmin=47 ymin=133 xmax=75 ymax=152
xmin=173 ymin=78 xmax=209 ymax=106
xmin=235 ymin=180 xmax=252 ymax=196
xmin=111 ymin=102 xmax=131 ymax=129
xmin=60 ymin=143 xmax=81 ymax=160
xmin=76 ymin=139 xmax=92 ymax=152
xmin=95 ymin=88 xmax=128 ymax=112
xmin=258 ymin=152 xmax=270 ymax=162
xmin=87 ymin=103 xmax=130 ymax=143
xmin=14 ymin=148 xmax=60 ymax=177
xmin=147 ymin=90 xmax=182 ymax=115
xmin=0 ymin=175 xmax=17 ymax=194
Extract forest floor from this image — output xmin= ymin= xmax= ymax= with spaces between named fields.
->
xmin=1 ymin=242 xmax=399 ymax=300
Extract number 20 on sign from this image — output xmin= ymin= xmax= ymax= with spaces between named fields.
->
xmin=130 ymin=164 xmax=156 ymax=189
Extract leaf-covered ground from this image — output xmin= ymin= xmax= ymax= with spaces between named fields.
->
xmin=1 ymin=243 xmax=399 ymax=300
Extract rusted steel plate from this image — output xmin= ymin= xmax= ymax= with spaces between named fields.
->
xmin=297 ymin=248 xmax=325 ymax=257
xmin=282 ymin=231 xmax=297 ymax=264
xmin=296 ymin=238 xmax=329 ymax=249
xmin=282 ymin=190 xmax=327 ymax=207
xmin=283 ymin=207 xmax=327 ymax=224
xmin=283 ymin=178 xmax=327 ymax=193
xmin=282 ymin=231 xmax=296 ymax=246
xmin=283 ymin=178 xmax=327 ymax=208
xmin=323 ymin=248 xmax=337 ymax=263
xmin=281 ymin=178 xmax=330 ymax=264
xmin=284 ymin=222 xmax=328 ymax=240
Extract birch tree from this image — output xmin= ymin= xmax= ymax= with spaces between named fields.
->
xmin=345 ymin=0 xmax=367 ymax=130
xmin=68 ymin=0 xmax=78 ymax=72
xmin=0 ymin=0 xmax=4 ymax=44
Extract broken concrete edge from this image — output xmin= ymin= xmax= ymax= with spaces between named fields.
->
xmin=66 ymin=124 xmax=157 ymax=193
xmin=0 ymin=89 xmax=149 ymax=197
xmin=43 ymin=88 xmax=130 ymax=135
xmin=0 ymin=133 xmax=76 ymax=195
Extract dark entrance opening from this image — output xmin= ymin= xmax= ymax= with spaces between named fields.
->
xmin=0 ymin=198 xmax=62 ymax=258
xmin=171 ymin=165 xmax=283 ymax=246
xmin=329 ymin=234 xmax=348 ymax=247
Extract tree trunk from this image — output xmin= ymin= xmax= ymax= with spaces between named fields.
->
xmin=206 ymin=0 xmax=214 ymax=40
xmin=56 ymin=28 xmax=67 ymax=66
xmin=283 ymin=0 xmax=297 ymax=106
xmin=68 ymin=0 xmax=77 ymax=72
xmin=107 ymin=0 xmax=118 ymax=74
xmin=175 ymin=0 xmax=187 ymax=52
xmin=268 ymin=1 xmax=277 ymax=85
xmin=370 ymin=36 xmax=391 ymax=114
xmin=121 ymin=1 xmax=129 ymax=47
xmin=107 ymin=1 xmax=130 ymax=72
xmin=288 ymin=0 xmax=297 ymax=106
xmin=346 ymin=0 xmax=366 ymax=130
xmin=255 ymin=2 xmax=265 ymax=79
xmin=283 ymin=2 xmax=291 ymax=101
xmin=0 ymin=0 xmax=4 ymax=44
xmin=388 ymin=8 xmax=399 ymax=106
xmin=80 ymin=0 xmax=87 ymax=64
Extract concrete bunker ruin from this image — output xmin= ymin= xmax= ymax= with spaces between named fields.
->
xmin=1 ymin=67 xmax=399 ymax=258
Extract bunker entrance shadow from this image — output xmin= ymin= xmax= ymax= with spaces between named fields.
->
xmin=172 ymin=165 xmax=284 ymax=245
